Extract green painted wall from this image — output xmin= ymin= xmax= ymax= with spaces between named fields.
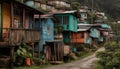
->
xmin=54 ymin=14 xmax=78 ymax=32
xmin=69 ymin=15 xmax=77 ymax=32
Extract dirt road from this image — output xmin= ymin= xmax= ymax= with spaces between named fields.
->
xmin=43 ymin=47 xmax=105 ymax=69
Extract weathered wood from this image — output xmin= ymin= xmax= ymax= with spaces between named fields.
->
xmin=38 ymin=42 xmax=40 ymax=58
xmin=23 ymin=8 xmax=25 ymax=28
xmin=0 ymin=42 xmax=9 ymax=47
xmin=32 ymin=43 xmax=34 ymax=58
xmin=10 ymin=47 xmax=14 ymax=69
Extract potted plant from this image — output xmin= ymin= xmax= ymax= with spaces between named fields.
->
xmin=14 ymin=42 xmax=32 ymax=66
xmin=25 ymin=52 xmax=32 ymax=67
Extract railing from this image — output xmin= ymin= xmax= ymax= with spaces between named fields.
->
xmin=2 ymin=28 xmax=40 ymax=46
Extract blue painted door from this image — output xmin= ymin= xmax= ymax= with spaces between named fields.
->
xmin=40 ymin=18 xmax=54 ymax=52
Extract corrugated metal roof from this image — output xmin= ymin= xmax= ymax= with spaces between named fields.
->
xmin=77 ymin=24 xmax=91 ymax=31
xmin=77 ymin=28 xmax=90 ymax=31
xmin=50 ymin=10 xmax=77 ymax=14
xmin=78 ymin=24 xmax=92 ymax=26
xmin=64 ymin=10 xmax=77 ymax=13
xmin=40 ymin=14 xmax=53 ymax=18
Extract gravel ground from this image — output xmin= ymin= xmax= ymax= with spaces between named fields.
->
xmin=43 ymin=47 xmax=105 ymax=69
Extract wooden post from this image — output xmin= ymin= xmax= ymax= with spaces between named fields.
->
xmin=62 ymin=42 xmax=64 ymax=61
xmin=9 ymin=1 xmax=14 ymax=44
xmin=10 ymin=47 xmax=14 ymax=69
xmin=23 ymin=8 xmax=25 ymax=28
xmin=38 ymin=42 xmax=40 ymax=58
xmin=31 ymin=43 xmax=34 ymax=58
xmin=54 ymin=43 xmax=56 ymax=62
xmin=10 ymin=1 xmax=13 ymax=28
xmin=57 ymin=42 xmax=59 ymax=61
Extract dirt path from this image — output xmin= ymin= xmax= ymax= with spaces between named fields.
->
xmin=43 ymin=47 xmax=105 ymax=69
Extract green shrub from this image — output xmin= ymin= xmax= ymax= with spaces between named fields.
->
xmin=96 ymin=41 xmax=120 ymax=69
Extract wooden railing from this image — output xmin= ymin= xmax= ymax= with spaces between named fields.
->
xmin=2 ymin=28 xmax=40 ymax=46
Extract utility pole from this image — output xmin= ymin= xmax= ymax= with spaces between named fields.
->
xmin=91 ymin=0 xmax=94 ymax=24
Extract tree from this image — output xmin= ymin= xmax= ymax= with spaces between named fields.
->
xmin=71 ymin=1 xmax=80 ymax=10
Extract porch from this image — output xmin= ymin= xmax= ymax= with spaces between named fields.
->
xmin=1 ymin=28 xmax=40 ymax=46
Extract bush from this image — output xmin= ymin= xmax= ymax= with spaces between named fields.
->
xmin=96 ymin=41 xmax=120 ymax=69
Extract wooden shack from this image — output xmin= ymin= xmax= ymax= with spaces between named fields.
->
xmin=72 ymin=24 xmax=91 ymax=44
xmin=44 ymin=40 xmax=64 ymax=63
xmin=53 ymin=10 xmax=80 ymax=44
xmin=0 ymin=0 xmax=43 ymax=68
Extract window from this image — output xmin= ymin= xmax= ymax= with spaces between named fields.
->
xmin=63 ymin=16 xmax=69 ymax=25
xmin=34 ymin=18 xmax=40 ymax=30
xmin=56 ymin=16 xmax=62 ymax=24
xmin=77 ymin=26 xmax=80 ymax=29
xmin=80 ymin=33 xmax=84 ymax=38
xmin=13 ymin=4 xmax=23 ymax=28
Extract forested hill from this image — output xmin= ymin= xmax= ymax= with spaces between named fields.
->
xmin=76 ymin=0 xmax=120 ymax=20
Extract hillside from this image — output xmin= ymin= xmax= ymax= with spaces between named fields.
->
xmin=76 ymin=0 xmax=120 ymax=20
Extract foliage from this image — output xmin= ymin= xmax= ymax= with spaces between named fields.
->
xmin=14 ymin=42 xmax=32 ymax=66
xmin=71 ymin=1 xmax=80 ymax=10
xmin=54 ymin=25 xmax=63 ymax=35
xmin=76 ymin=0 xmax=120 ymax=20
xmin=33 ymin=58 xmax=47 ymax=65
xmin=96 ymin=42 xmax=120 ymax=69
xmin=110 ymin=23 xmax=120 ymax=36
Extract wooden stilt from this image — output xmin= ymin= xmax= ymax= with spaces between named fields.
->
xmin=57 ymin=43 xmax=59 ymax=61
xmin=32 ymin=43 xmax=34 ymax=58
xmin=10 ymin=47 xmax=14 ymax=69
xmin=38 ymin=42 xmax=40 ymax=58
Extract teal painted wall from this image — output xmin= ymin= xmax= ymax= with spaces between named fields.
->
xmin=98 ymin=37 xmax=104 ymax=42
xmin=69 ymin=15 xmax=78 ymax=32
xmin=80 ymin=13 xmax=87 ymax=18
xmin=63 ymin=32 xmax=70 ymax=43
xmin=90 ymin=28 xmax=100 ymax=38
xmin=84 ymin=37 xmax=91 ymax=44
xmin=101 ymin=24 xmax=109 ymax=28
xmin=54 ymin=14 xmax=78 ymax=32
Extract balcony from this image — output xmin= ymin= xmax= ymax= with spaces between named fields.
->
xmin=2 ymin=28 xmax=40 ymax=46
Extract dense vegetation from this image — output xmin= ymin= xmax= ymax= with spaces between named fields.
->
xmin=79 ymin=0 xmax=120 ymax=20
xmin=69 ymin=0 xmax=120 ymax=20
xmin=96 ymin=42 xmax=120 ymax=69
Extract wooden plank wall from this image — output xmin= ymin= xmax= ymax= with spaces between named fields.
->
xmin=2 ymin=3 xmax=10 ymax=41
xmin=72 ymin=32 xmax=88 ymax=43
xmin=3 ymin=3 xmax=10 ymax=30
